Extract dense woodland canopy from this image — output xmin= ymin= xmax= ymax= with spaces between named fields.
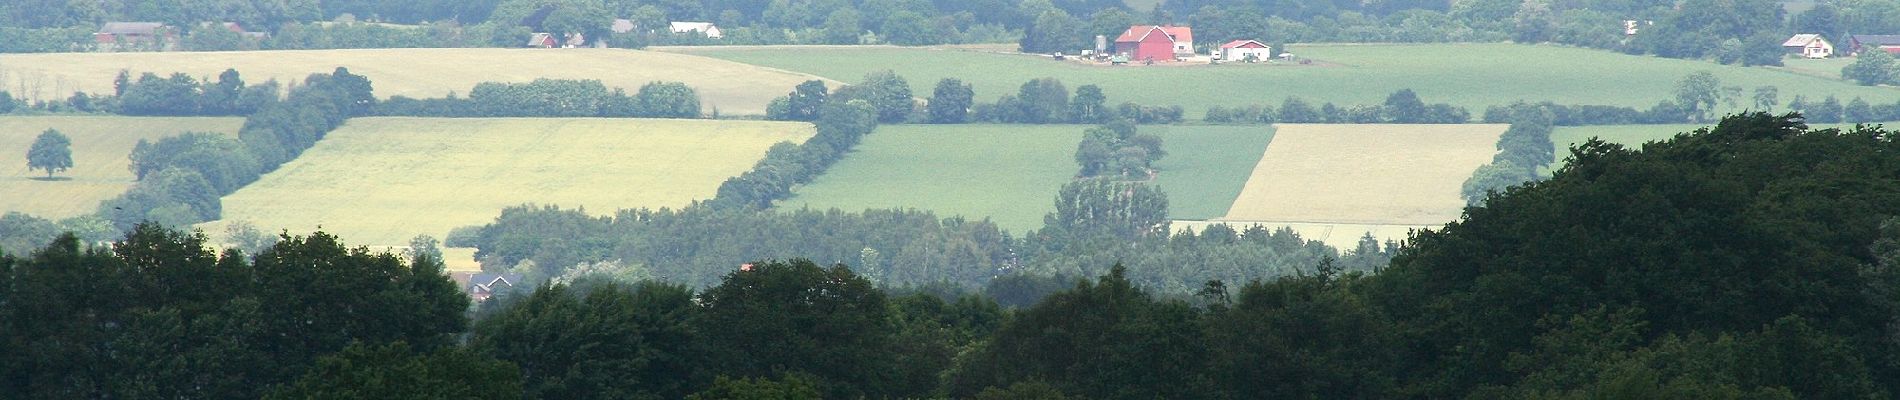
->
xmin=5 ymin=113 xmax=1900 ymax=398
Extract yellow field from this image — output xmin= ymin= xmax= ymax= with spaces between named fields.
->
xmin=0 ymin=116 xmax=243 ymax=219
xmin=0 ymin=48 xmax=830 ymax=115
xmin=196 ymin=117 xmax=814 ymax=251
xmin=1218 ymin=124 xmax=1506 ymax=226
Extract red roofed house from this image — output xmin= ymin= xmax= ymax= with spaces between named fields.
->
xmin=1220 ymin=40 xmax=1272 ymax=61
xmin=94 ymin=22 xmax=174 ymax=51
xmin=1115 ymin=25 xmax=1194 ymax=62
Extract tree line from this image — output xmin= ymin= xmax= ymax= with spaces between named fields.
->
xmin=14 ymin=114 xmax=1895 ymax=397
xmin=376 ymin=79 xmax=702 ymax=118
xmin=1204 ymin=88 xmax=1472 ymax=124
xmin=767 ymin=72 xmax=1184 ymax=126
xmin=97 ymin=67 xmax=372 ymax=232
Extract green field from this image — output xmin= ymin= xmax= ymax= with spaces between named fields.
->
xmin=668 ymin=43 xmax=1900 ymax=117
xmin=1145 ymin=125 xmax=1276 ymax=219
xmin=0 ymin=116 xmax=242 ymax=219
xmin=1781 ymin=56 xmax=1854 ymax=80
xmin=197 ymin=117 xmax=814 ymax=248
xmin=784 ymin=124 xmax=1274 ymax=233
xmin=0 ymin=48 xmax=830 ymax=115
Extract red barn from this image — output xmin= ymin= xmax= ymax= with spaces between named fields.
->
xmin=1115 ymin=25 xmax=1193 ymax=62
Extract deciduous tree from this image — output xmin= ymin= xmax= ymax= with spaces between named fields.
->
xmin=26 ymin=128 xmax=71 ymax=178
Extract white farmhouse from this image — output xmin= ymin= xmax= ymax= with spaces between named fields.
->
xmin=669 ymin=22 xmax=723 ymax=39
xmin=1783 ymin=34 xmax=1835 ymax=58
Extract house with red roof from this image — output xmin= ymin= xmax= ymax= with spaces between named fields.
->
xmin=1115 ymin=25 xmax=1194 ymax=62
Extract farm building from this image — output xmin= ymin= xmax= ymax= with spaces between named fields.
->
xmin=670 ymin=22 xmax=723 ymax=39
xmin=1115 ymin=25 xmax=1194 ymax=62
xmin=201 ymin=21 xmax=269 ymax=39
xmin=527 ymin=32 xmax=556 ymax=48
xmin=94 ymin=22 xmax=173 ymax=50
xmin=1621 ymin=20 xmax=1652 ymax=36
xmin=527 ymin=33 xmax=585 ymax=48
xmin=1848 ymin=35 xmax=1900 ymax=56
xmin=1220 ymin=40 xmax=1272 ymax=61
xmin=1782 ymin=34 xmax=1834 ymax=58
xmin=460 ymin=273 xmax=523 ymax=303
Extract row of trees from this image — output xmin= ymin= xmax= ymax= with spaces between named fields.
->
xmin=1205 ymin=88 xmax=1472 ymax=124
xmin=719 ymin=90 xmax=880 ymax=210
xmin=376 ymin=79 xmax=702 ymax=118
xmin=770 ymin=73 xmax=1189 ymax=126
xmin=109 ymin=69 xmax=280 ymax=116
xmin=97 ymin=67 xmax=372 ymax=231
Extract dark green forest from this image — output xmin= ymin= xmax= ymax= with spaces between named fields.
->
xmin=6 ymin=113 xmax=1900 ymax=398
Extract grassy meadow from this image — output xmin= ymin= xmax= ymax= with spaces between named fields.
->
xmin=668 ymin=43 xmax=1900 ymax=117
xmin=0 ymin=48 xmax=830 ymax=115
xmin=784 ymin=124 xmax=1274 ymax=233
xmin=197 ymin=117 xmax=813 ymax=248
xmin=1780 ymin=56 xmax=1854 ymax=80
xmin=0 ymin=116 xmax=242 ymax=219
xmin=1220 ymin=124 xmax=1506 ymax=226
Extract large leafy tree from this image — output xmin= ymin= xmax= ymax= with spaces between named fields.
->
xmin=1843 ymin=49 xmax=1897 ymax=86
xmin=927 ymin=78 xmax=974 ymax=124
xmin=26 ymin=128 xmax=71 ymax=178
xmin=695 ymin=259 xmax=899 ymax=398
xmin=266 ymin=342 xmax=521 ymax=400
xmin=472 ymin=280 xmax=705 ymax=400
xmin=946 ymin=266 xmax=1209 ymax=399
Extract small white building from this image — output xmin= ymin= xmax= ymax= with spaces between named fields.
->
xmin=1220 ymin=40 xmax=1272 ymax=61
xmin=669 ymin=22 xmax=722 ymax=39
xmin=1783 ymin=34 xmax=1834 ymax=58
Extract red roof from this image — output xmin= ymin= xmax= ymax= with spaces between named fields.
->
xmin=1115 ymin=25 xmax=1193 ymax=45
xmin=1221 ymin=40 xmax=1267 ymax=49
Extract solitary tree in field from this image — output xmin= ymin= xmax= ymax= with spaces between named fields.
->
xmin=27 ymin=129 xmax=72 ymax=178
xmin=1675 ymin=71 xmax=1721 ymax=123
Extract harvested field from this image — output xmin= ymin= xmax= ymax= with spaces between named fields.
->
xmin=1218 ymin=124 xmax=1506 ymax=226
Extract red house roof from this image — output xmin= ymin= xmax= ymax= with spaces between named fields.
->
xmin=1221 ymin=40 xmax=1268 ymax=49
xmin=1115 ymin=25 xmax=1192 ymax=45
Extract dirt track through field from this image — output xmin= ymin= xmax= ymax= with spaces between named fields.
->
xmin=1218 ymin=124 xmax=1505 ymax=226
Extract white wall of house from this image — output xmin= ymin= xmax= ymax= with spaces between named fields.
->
xmin=1805 ymin=42 xmax=1834 ymax=58
xmin=1223 ymin=46 xmax=1272 ymax=60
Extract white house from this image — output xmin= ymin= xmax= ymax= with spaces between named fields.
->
xmin=1783 ymin=34 xmax=1834 ymax=58
xmin=669 ymin=22 xmax=722 ymax=39
xmin=1220 ymin=40 xmax=1272 ymax=61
